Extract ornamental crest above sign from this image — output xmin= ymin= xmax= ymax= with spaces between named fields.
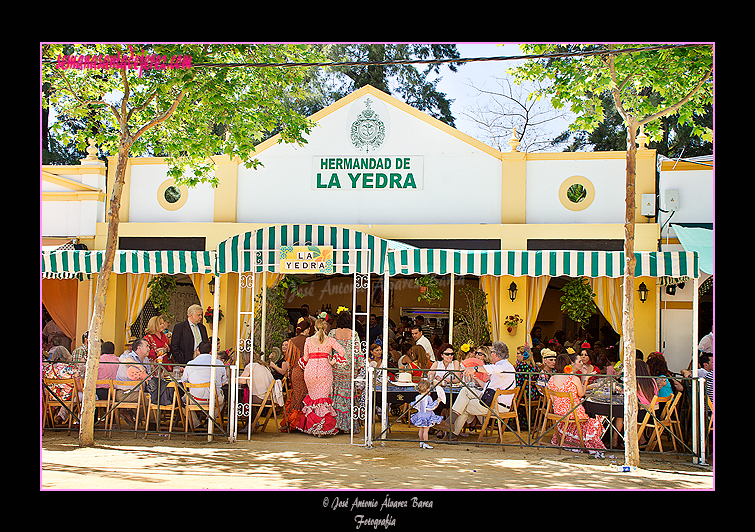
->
xmin=350 ymin=98 xmax=385 ymax=153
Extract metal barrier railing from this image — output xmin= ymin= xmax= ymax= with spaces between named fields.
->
xmin=365 ymin=365 xmax=709 ymax=460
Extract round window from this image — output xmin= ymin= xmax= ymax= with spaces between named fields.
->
xmin=157 ymin=179 xmax=189 ymax=211
xmin=559 ymin=176 xmax=595 ymax=211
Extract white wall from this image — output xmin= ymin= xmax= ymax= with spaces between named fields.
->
xmin=237 ymin=94 xmax=503 ymax=225
xmin=128 ymin=163 xmax=215 ymax=222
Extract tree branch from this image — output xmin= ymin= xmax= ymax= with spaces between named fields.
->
xmin=638 ymin=65 xmax=713 ymax=127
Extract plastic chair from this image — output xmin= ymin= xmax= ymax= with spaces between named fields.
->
xmin=43 ymin=378 xmax=81 ymax=435
xmin=183 ymin=381 xmax=220 ymax=438
xmin=109 ymin=381 xmax=145 ymax=437
xmin=146 ymin=380 xmax=184 ymax=439
xmin=477 ymin=386 xmax=521 ymax=447
xmin=540 ymin=387 xmax=585 ymax=452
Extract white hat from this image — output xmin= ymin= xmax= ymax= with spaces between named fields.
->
xmin=393 ymin=372 xmax=415 ymax=386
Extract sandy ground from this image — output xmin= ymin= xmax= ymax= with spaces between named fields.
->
xmin=41 ymin=424 xmax=714 ymax=493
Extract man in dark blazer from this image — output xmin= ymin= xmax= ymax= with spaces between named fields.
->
xmin=171 ymin=304 xmax=209 ymax=366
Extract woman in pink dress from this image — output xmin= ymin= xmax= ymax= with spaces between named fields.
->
xmin=297 ymin=318 xmax=346 ymax=436
xmin=546 ymin=353 xmax=606 ymax=455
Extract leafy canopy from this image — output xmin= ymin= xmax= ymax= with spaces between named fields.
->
xmin=42 ymin=43 xmax=325 ymax=186
xmin=510 ymin=44 xmax=713 ymax=144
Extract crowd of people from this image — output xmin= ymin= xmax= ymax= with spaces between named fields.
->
xmin=42 ymin=304 xmax=713 ymax=452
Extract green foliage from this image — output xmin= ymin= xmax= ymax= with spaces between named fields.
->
xmin=414 ymin=275 xmax=443 ymax=304
xmin=253 ymin=280 xmax=292 ymax=355
xmin=559 ymin=277 xmax=597 ymax=331
xmin=510 ymin=44 xmax=714 ymax=144
xmin=147 ymin=274 xmax=177 ymax=320
xmin=453 ymin=284 xmax=490 ymax=349
xmin=42 ymin=43 xmax=325 ymax=186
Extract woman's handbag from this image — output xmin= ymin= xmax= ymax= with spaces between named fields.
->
xmin=481 ymin=388 xmax=496 ymax=407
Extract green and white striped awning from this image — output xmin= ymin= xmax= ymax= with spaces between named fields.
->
xmin=41 ymin=249 xmax=216 ymax=278
xmin=216 ymin=224 xmax=391 ymax=275
xmin=386 ymin=249 xmax=699 ymax=278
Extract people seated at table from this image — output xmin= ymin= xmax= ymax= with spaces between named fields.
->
xmin=96 ymin=341 xmax=120 ymax=400
xmin=181 ymin=339 xmax=227 ymax=428
xmin=647 ymin=351 xmax=683 ymax=398
xmin=434 ymin=341 xmax=516 ymax=440
xmin=460 ymin=345 xmax=491 ymax=384
xmin=113 ymin=338 xmax=151 ymax=424
xmin=546 ymin=353 xmax=606 ymax=455
xmin=680 ymin=353 xmax=713 ymax=380
xmin=143 ymin=315 xmax=173 ymax=373
xmin=536 ymin=348 xmax=558 ymax=387
xmin=610 ymin=358 xmax=660 ymax=448
xmin=428 ymin=343 xmax=462 ymax=419
xmin=43 ymin=345 xmax=84 ymax=423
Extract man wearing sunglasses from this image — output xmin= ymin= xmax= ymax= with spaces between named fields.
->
xmin=436 ymin=341 xmax=515 ymax=439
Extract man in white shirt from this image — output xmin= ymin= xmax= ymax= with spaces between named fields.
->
xmin=182 ymin=340 xmax=227 ymax=427
xmin=436 ymin=341 xmax=516 ymax=438
xmin=411 ymin=324 xmax=436 ymax=363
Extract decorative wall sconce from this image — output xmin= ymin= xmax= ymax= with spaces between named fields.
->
xmin=638 ymin=282 xmax=649 ymax=303
xmin=508 ymin=281 xmax=518 ymax=302
xmin=208 ymin=277 xmax=215 ymax=295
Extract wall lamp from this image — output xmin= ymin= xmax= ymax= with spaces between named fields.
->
xmin=637 ymin=282 xmax=649 ymax=303
xmin=508 ymin=281 xmax=518 ymax=302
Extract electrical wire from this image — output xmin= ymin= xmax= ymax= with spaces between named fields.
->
xmin=41 ymin=43 xmax=709 ymax=69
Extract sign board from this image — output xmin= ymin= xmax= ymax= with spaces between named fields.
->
xmin=279 ymin=245 xmax=334 ymax=274
xmin=312 ymin=156 xmax=424 ymax=190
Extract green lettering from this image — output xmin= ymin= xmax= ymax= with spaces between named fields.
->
xmin=335 ymin=158 xmax=343 ymax=170
xmin=320 ymin=159 xmax=328 ymax=170
xmin=363 ymin=173 xmax=374 ymax=188
xmin=345 ymin=158 xmax=354 ymax=170
xmin=376 ymin=173 xmax=387 ymax=188
xmin=328 ymin=173 xmax=341 ymax=188
xmin=375 ymin=158 xmax=384 ymax=169
xmin=403 ymin=173 xmax=416 ymax=188
xmin=349 ymin=173 xmax=360 ymax=188
xmin=316 ymin=173 xmax=327 ymax=188
xmin=403 ymin=158 xmax=411 ymax=169
xmin=369 ymin=158 xmax=377 ymax=169
xmin=395 ymin=158 xmax=403 ymax=169
xmin=390 ymin=173 xmax=402 ymax=188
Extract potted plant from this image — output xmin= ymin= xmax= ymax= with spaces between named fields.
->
xmin=414 ymin=275 xmax=443 ymax=305
xmin=204 ymin=305 xmax=224 ymax=325
xmin=147 ymin=274 xmax=177 ymax=322
xmin=504 ymin=314 xmax=523 ymax=335
xmin=453 ymin=284 xmax=490 ymax=348
xmin=559 ymin=277 xmax=597 ymax=334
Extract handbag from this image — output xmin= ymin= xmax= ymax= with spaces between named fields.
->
xmin=481 ymin=388 xmax=496 ymax=407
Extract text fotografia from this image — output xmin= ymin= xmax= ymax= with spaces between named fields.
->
xmin=324 ymin=494 xmax=433 ymax=529
xmin=312 ymin=156 xmax=424 ymax=190
xmin=56 ymin=47 xmax=192 ymax=78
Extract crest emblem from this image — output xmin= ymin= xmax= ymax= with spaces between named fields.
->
xmin=350 ymin=98 xmax=385 ymax=152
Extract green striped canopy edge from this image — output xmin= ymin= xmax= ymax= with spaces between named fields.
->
xmin=215 ymin=224 xmax=391 ymax=275
xmin=41 ymin=249 xmax=216 ymax=277
xmin=386 ymin=249 xmax=699 ymax=278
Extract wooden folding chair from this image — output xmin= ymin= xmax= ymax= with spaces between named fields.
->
xmin=93 ymin=379 xmax=114 ymax=432
xmin=636 ymin=395 xmax=664 ymax=451
xmin=183 ymin=381 xmax=220 ymax=438
xmin=249 ymin=380 xmax=281 ymax=435
xmin=533 ymin=384 xmax=548 ymax=433
xmin=43 ymin=378 xmax=81 ymax=435
xmin=706 ymin=396 xmax=714 ymax=446
xmin=109 ymin=381 xmax=145 ymax=437
xmin=540 ymin=387 xmax=585 ymax=453
xmin=477 ymin=387 xmax=521 ymax=447
xmin=146 ymin=380 xmax=184 ymax=439
xmin=646 ymin=392 xmax=682 ymax=453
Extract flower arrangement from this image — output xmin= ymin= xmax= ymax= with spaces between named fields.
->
xmin=204 ymin=305 xmax=224 ymax=324
xmin=504 ymin=314 xmax=523 ymax=333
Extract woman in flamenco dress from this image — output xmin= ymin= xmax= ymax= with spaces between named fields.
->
xmin=280 ymin=320 xmax=310 ymax=432
xmin=297 ymin=317 xmax=346 ymax=436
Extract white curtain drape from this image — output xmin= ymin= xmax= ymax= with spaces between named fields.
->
xmin=526 ymin=276 xmax=550 ymax=345
xmin=589 ymin=277 xmax=623 ymax=356
xmin=126 ymin=273 xmax=155 ymax=340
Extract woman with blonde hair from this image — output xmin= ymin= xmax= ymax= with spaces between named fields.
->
xmin=328 ymin=308 xmax=365 ymax=433
xmin=297 ymin=318 xmax=347 ymax=436
xmin=143 ymin=315 xmax=173 ymax=372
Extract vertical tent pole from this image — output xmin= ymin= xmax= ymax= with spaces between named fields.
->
xmin=380 ymin=269 xmax=389 ymax=446
xmin=208 ymin=272 xmax=220 ymax=442
xmin=448 ymin=274 xmax=455 ymax=344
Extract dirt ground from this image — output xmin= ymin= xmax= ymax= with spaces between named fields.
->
xmin=41 ymin=424 xmax=714 ymax=493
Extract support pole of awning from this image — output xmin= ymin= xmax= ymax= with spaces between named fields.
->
xmin=208 ymin=271 xmax=221 ymax=442
xmin=380 ymin=269 xmax=389 ymax=446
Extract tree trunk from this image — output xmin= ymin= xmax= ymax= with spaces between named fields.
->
xmin=622 ymin=119 xmax=639 ymax=466
xmin=78 ymin=141 xmax=131 ymax=446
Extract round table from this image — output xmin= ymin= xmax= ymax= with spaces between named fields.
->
xmin=584 ymin=394 xmax=625 ymax=419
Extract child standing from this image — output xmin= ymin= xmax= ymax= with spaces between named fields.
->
xmin=410 ymin=379 xmax=444 ymax=449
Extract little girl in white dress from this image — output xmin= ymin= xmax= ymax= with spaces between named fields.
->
xmin=410 ymin=379 xmax=444 ymax=449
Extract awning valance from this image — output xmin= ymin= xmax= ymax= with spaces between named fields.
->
xmin=41 ymin=249 xmax=216 ymax=278
xmin=216 ymin=224 xmax=391 ymax=275
xmin=386 ymin=248 xmax=699 ymax=279
xmin=671 ymin=224 xmax=713 ymax=276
